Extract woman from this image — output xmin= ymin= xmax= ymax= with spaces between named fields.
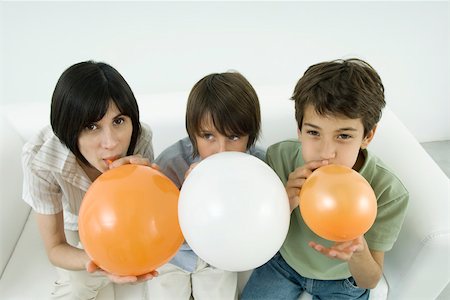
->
xmin=22 ymin=61 xmax=157 ymax=299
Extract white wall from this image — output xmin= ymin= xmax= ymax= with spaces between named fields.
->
xmin=1 ymin=1 xmax=449 ymax=142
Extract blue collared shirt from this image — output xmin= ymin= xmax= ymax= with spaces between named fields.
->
xmin=155 ymin=137 xmax=266 ymax=272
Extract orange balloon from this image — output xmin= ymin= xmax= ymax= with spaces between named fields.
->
xmin=299 ymin=164 xmax=377 ymax=242
xmin=79 ymin=165 xmax=184 ymax=276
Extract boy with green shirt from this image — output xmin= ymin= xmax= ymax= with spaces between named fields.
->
xmin=242 ymin=58 xmax=408 ymax=299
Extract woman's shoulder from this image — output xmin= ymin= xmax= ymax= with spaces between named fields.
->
xmin=23 ymin=126 xmax=61 ymax=156
xmin=22 ymin=125 xmax=70 ymax=172
xmin=139 ymin=122 xmax=153 ymax=140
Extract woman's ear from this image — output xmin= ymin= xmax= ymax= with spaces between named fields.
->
xmin=361 ymin=125 xmax=377 ymax=149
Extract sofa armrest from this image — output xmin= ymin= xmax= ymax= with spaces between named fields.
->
xmin=0 ymin=113 xmax=31 ymax=277
xmin=369 ymin=108 xmax=450 ymax=299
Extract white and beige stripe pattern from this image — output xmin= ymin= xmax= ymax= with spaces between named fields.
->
xmin=22 ymin=123 xmax=154 ymax=230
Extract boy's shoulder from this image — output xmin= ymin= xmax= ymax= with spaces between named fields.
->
xmin=362 ymin=150 xmax=409 ymax=251
xmin=363 ymin=149 xmax=409 ymax=200
xmin=267 ymin=139 xmax=301 ymax=153
xmin=267 ymin=139 xmax=302 ymax=161
xmin=266 ymin=139 xmax=303 ymax=177
xmin=154 ymin=137 xmax=195 ymax=189
xmin=155 ymin=137 xmax=193 ymax=163
xmin=249 ymin=144 xmax=267 ymax=162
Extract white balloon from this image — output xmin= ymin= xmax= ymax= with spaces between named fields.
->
xmin=178 ymin=151 xmax=290 ymax=272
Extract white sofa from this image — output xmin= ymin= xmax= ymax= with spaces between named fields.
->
xmin=1 ymin=86 xmax=449 ymax=300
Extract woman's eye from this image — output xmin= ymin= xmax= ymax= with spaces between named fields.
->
xmin=113 ymin=117 xmax=125 ymax=125
xmin=85 ymin=123 xmax=97 ymax=131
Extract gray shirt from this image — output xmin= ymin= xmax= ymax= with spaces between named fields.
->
xmin=155 ymin=137 xmax=266 ymax=271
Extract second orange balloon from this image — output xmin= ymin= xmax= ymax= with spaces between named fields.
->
xmin=299 ymin=164 xmax=377 ymax=242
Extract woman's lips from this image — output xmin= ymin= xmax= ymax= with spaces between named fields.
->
xmin=103 ymin=156 xmax=120 ymax=165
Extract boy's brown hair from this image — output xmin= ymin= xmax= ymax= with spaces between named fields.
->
xmin=291 ymin=58 xmax=385 ymax=136
xmin=186 ymin=72 xmax=261 ymax=157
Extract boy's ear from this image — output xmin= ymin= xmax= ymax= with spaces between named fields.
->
xmin=361 ymin=125 xmax=377 ymax=149
xmin=297 ymin=127 xmax=302 ymax=142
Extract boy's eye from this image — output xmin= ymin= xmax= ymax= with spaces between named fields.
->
xmin=229 ymin=135 xmax=240 ymax=141
xmin=202 ymin=133 xmax=214 ymax=140
xmin=338 ymin=134 xmax=352 ymax=140
xmin=306 ymin=130 xmax=319 ymax=136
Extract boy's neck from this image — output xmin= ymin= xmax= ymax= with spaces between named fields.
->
xmin=353 ymin=149 xmax=366 ymax=172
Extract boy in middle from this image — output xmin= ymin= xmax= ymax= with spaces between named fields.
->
xmin=147 ymin=71 xmax=265 ymax=299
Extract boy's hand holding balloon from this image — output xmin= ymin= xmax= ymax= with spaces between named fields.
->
xmin=286 ymin=160 xmax=329 ymax=212
xmin=308 ymin=235 xmax=366 ymax=261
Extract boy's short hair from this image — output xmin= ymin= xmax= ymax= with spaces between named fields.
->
xmin=50 ymin=60 xmax=141 ymax=165
xmin=291 ymin=58 xmax=386 ymax=136
xmin=186 ymin=72 xmax=261 ymax=157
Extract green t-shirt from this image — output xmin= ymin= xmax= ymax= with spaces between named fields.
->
xmin=266 ymin=139 xmax=409 ymax=280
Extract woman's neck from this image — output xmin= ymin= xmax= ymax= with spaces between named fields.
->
xmin=78 ymin=159 xmax=102 ymax=182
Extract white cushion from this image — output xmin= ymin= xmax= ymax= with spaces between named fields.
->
xmin=1 ymin=86 xmax=448 ymax=299
xmin=0 ymin=115 xmax=30 ymax=274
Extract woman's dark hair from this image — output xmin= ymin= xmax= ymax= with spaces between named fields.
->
xmin=50 ymin=61 xmax=140 ymax=165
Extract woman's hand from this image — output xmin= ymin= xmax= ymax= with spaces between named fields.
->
xmin=108 ymin=154 xmax=153 ymax=169
xmin=85 ymin=261 xmax=158 ymax=284
xmin=308 ymin=235 xmax=365 ymax=261
xmin=286 ymin=160 xmax=328 ymax=212
xmin=108 ymin=155 xmax=160 ymax=173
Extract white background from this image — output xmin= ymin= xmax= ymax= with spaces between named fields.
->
xmin=1 ymin=1 xmax=449 ymax=142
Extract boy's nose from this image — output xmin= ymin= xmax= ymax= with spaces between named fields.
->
xmin=320 ymin=141 xmax=336 ymax=160
xmin=217 ymin=141 xmax=227 ymax=153
xmin=216 ymin=139 xmax=232 ymax=153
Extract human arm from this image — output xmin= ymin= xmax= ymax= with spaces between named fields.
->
xmin=85 ymin=261 xmax=158 ymax=284
xmin=36 ymin=212 xmax=158 ymax=283
xmin=285 ymin=159 xmax=329 ymax=212
xmin=35 ymin=212 xmax=90 ymax=270
xmin=309 ymin=236 xmax=384 ymax=289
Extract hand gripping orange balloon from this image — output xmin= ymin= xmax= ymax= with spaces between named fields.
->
xmin=299 ymin=164 xmax=377 ymax=242
xmin=79 ymin=165 xmax=184 ymax=276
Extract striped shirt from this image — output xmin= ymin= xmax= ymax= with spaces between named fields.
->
xmin=22 ymin=123 xmax=154 ymax=230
